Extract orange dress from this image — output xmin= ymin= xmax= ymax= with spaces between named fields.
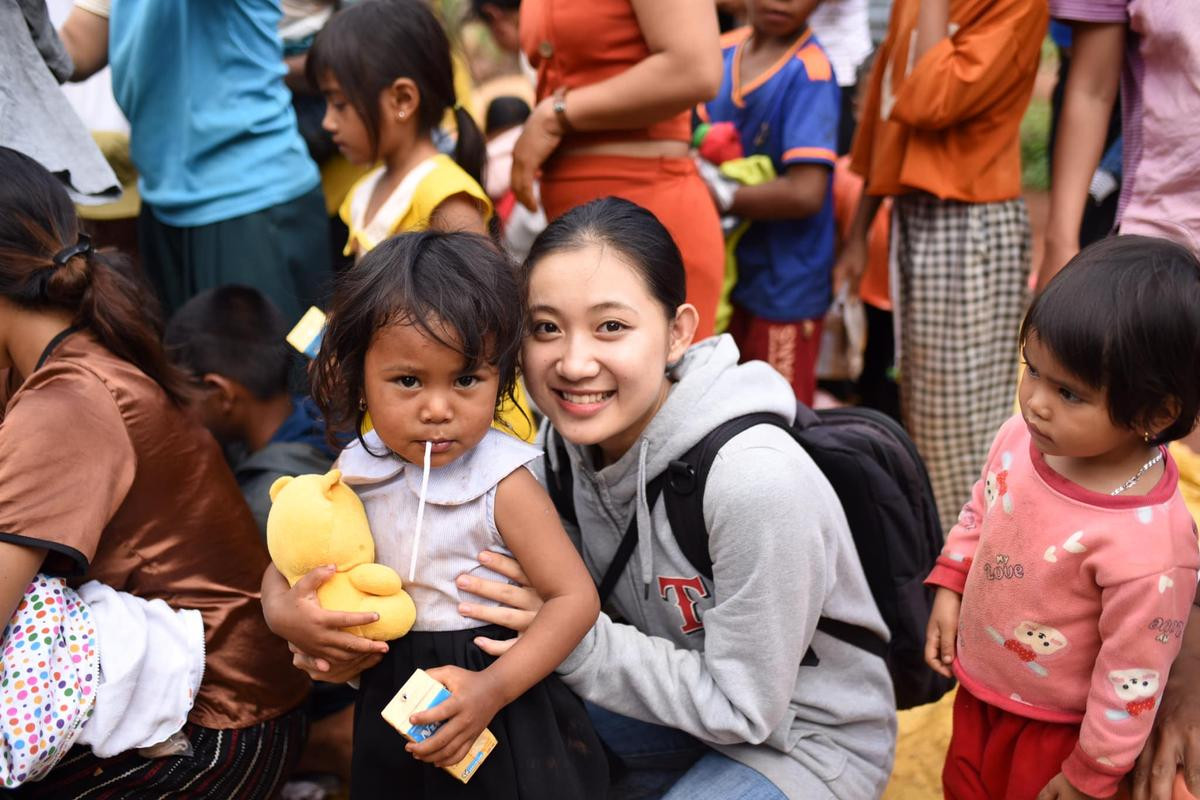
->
xmin=521 ymin=0 xmax=724 ymax=338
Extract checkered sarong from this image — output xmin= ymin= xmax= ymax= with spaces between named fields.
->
xmin=893 ymin=193 xmax=1031 ymax=531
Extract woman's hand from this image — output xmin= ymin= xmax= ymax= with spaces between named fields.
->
xmin=260 ymin=563 xmax=388 ymax=671
xmin=1037 ymin=772 xmax=1101 ymax=800
xmin=406 ymin=666 xmax=505 ymax=767
xmin=510 ymin=98 xmax=565 ymax=212
xmin=456 ymin=551 xmax=544 ymax=657
xmin=924 ymin=586 xmax=961 ymax=678
xmin=1132 ymin=606 xmax=1200 ymax=800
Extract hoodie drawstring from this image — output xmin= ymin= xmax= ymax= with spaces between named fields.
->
xmin=635 ymin=439 xmax=654 ymax=600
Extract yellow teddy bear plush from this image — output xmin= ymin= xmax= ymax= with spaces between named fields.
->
xmin=267 ymin=469 xmax=416 ymax=641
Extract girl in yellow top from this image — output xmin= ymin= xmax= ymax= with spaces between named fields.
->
xmin=309 ymin=0 xmax=492 ymax=259
xmin=308 ymin=0 xmax=535 ymax=440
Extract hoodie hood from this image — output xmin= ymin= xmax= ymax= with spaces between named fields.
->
xmin=551 ymin=334 xmax=797 ymax=597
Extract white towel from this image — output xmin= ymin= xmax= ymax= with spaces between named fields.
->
xmin=75 ymin=582 xmax=205 ymax=758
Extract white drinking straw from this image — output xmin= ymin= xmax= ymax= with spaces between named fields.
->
xmin=408 ymin=441 xmax=432 ymax=582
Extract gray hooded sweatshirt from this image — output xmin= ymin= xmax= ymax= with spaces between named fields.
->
xmin=540 ymin=335 xmax=897 ymax=799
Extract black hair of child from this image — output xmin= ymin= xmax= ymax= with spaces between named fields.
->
xmin=485 ymin=96 xmax=531 ymax=137
xmin=1021 ymin=235 xmax=1200 ymax=445
xmin=312 ymin=231 xmax=522 ymax=451
xmin=523 ymin=196 xmax=687 ymax=319
xmin=306 ymin=0 xmax=486 ymax=186
xmin=164 ymin=286 xmax=292 ymax=400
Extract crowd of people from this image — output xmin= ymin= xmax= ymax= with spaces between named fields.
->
xmin=1 ymin=0 xmax=1199 ymax=798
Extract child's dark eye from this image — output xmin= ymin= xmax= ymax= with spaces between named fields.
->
xmin=456 ymin=375 xmax=479 ymax=388
xmin=600 ymin=320 xmax=625 ymax=334
xmin=396 ymin=376 xmax=419 ymax=388
xmin=1025 ymin=363 xmax=1039 ymax=378
xmin=1058 ymin=387 xmax=1080 ymax=403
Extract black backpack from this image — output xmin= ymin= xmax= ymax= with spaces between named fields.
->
xmin=543 ymin=402 xmax=954 ymax=711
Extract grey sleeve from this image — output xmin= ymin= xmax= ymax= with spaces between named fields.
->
xmin=18 ymin=0 xmax=74 ymax=82
xmin=557 ymin=433 xmax=840 ymax=747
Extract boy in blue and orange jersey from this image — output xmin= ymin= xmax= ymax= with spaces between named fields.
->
xmin=699 ymin=0 xmax=839 ymax=404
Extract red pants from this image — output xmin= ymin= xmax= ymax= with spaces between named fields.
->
xmin=944 ymin=688 xmax=1081 ymax=800
xmin=540 ymin=154 xmax=724 ymax=340
xmin=727 ymin=308 xmax=823 ymax=405
xmin=945 ymin=687 xmax=1197 ymax=800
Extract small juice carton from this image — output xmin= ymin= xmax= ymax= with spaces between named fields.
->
xmin=380 ymin=668 xmax=498 ymax=784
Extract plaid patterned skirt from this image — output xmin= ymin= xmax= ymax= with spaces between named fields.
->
xmin=11 ymin=706 xmax=307 ymax=799
xmin=893 ymin=193 xmax=1031 ymax=530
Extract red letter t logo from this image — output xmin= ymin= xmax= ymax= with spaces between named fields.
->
xmin=657 ymin=576 xmax=708 ymax=635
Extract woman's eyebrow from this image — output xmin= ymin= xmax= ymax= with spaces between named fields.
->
xmin=589 ymin=301 xmax=638 ymax=314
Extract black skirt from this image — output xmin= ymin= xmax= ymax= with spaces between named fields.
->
xmin=351 ymin=625 xmax=608 ymax=800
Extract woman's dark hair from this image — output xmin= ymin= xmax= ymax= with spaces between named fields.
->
xmin=1021 ymin=235 xmax=1200 ymax=444
xmin=522 ymin=197 xmax=687 ymax=319
xmin=307 ymin=0 xmax=486 ymax=186
xmin=0 ymin=147 xmax=190 ymax=403
xmin=312 ymin=231 xmax=522 ymax=450
xmin=165 ymin=286 xmax=292 ymax=400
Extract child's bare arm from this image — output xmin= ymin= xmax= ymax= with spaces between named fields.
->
xmin=407 ymin=468 xmax=599 ymax=766
xmin=728 ymin=164 xmax=830 ymax=221
xmin=924 ymin=587 xmax=961 ymax=678
xmin=1040 ymin=22 xmax=1124 ymax=288
xmin=260 ymin=563 xmax=388 ymax=676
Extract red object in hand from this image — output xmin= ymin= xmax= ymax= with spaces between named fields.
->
xmin=697 ymin=121 xmax=744 ymax=165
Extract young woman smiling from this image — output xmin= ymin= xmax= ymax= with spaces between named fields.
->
xmin=470 ymin=198 xmax=898 ymax=798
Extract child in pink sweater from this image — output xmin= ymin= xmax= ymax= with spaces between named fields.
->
xmin=925 ymin=236 xmax=1200 ymax=799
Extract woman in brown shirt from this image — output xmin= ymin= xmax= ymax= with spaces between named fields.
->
xmin=0 ymin=147 xmax=308 ymax=797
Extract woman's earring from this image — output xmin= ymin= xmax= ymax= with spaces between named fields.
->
xmin=1144 ymin=431 xmax=1153 ymax=444
xmin=397 ymin=110 xmax=406 ymax=120
xmin=359 ymin=398 xmax=368 ymax=412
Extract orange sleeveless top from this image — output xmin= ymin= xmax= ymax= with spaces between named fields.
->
xmin=520 ymin=0 xmax=691 ymax=146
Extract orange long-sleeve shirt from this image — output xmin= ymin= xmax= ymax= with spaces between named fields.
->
xmin=850 ymin=0 xmax=1047 ymax=202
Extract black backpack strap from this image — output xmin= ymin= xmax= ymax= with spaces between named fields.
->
xmin=543 ymin=429 xmax=578 ymax=527
xmin=816 ymin=618 xmax=887 ymax=660
xmin=541 ymin=430 xmax=665 ymax=605
xmin=662 ymin=410 xmax=888 ymax=664
xmin=596 ymin=475 xmax=667 ymax=606
xmin=664 ymin=413 xmax=789 ymax=579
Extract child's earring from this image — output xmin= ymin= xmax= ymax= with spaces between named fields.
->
xmin=359 ymin=398 xmax=368 ymax=412
xmin=397 ymin=110 xmax=406 ymax=120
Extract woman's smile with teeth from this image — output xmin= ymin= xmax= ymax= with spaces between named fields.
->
xmin=557 ymin=390 xmax=614 ymax=404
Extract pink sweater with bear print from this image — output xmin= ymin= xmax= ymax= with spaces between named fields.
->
xmin=927 ymin=415 xmax=1200 ymax=797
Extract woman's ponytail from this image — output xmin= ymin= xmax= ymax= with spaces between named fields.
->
xmin=452 ymin=104 xmax=487 ymax=190
xmin=0 ymin=147 xmax=191 ymax=403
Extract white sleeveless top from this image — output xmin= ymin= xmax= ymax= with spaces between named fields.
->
xmin=337 ymin=428 xmax=541 ymax=632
